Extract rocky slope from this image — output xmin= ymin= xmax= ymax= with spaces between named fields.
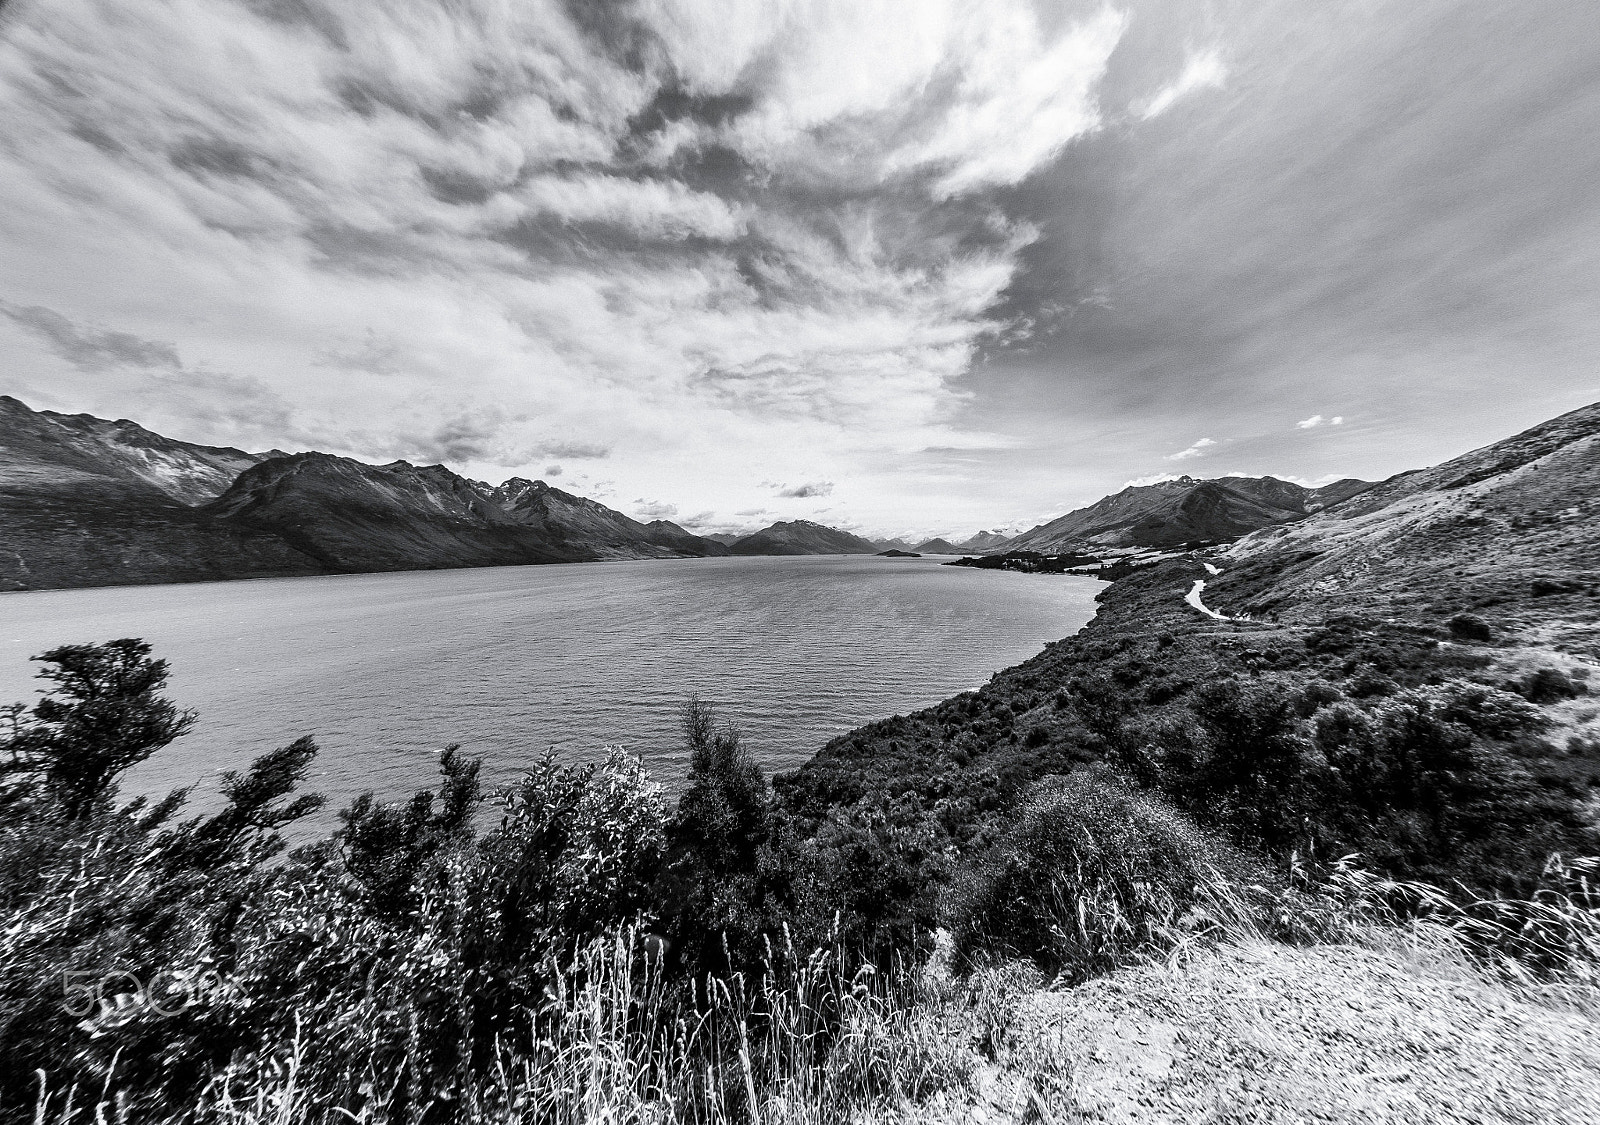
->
xmin=728 ymin=519 xmax=878 ymax=556
xmin=1001 ymin=475 xmax=1373 ymax=553
xmin=487 ymin=477 xmax=729 ymax=559
xmin=0 ymin=394 xmax=281 ymax=505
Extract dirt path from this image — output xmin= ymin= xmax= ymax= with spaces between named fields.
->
xmin=1185 ymin=578 xmax=1231 ymax=621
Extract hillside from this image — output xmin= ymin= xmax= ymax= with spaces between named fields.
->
xmin=1209 ymin=401 xmax=1600 ymax=656
xmin=914 ymin=537 xmax=960 ymax=554
xmin=772 ymin=399 xmax=1600 ymax=957
xmin=488 ymin=477 xmax=729 ymax=559
xmin=202 ymin=455 xmax=592 ymax=573
xmin=729 ymin=519 xmax=878 ymax=555
xmin=0 ymin=394 xmax=281 ymax=505
xmin=1001 ymin=475 xmax=1373 ymax=553
xmin=0 ymin=397 xmax=726 ymax=590
xmin=0 ymin=396 xmax=325 ymax=589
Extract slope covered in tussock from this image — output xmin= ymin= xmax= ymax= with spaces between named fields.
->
xmin=891 ymin=940 xmax=1600 ymax=1124
xmin=1211 ymin=400 xmax=1600 ymax=656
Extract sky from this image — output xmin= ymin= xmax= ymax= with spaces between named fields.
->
xmin=0 ymin=0 xmax=1595 ymax=540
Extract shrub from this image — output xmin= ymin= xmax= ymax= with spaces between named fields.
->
xmin=1449 ymin=613 xmax=1493 ymax=642
xmin=1179 ymin=677 xmax=1322 ymax=853
xmin=946 ymin=768 xmax=1243 ymax=981
xmin=337 ymin=744 xmax=480 ymax=918
xmin=1522 ymin=667 xmax=1585 ymax=703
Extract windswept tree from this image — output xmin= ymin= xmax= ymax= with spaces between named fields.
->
xmin=2 ymin=638 xmax=195 ymax=818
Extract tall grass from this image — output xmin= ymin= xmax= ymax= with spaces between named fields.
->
xmin=30 ymin=928 xmax=973 ymax=1125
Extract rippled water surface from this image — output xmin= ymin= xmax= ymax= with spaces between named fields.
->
xmin=0 ymin=556 xmax=1099 ymax=828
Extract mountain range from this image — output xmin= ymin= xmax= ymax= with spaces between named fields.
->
xmin=726 ymin=519 xmax=878 ymax=556
xmin=1 ymin=396 xmax=937 ymax=590
xmin=1 ymin=397 xmax=737 ymax=590
xmin=991 ymin=475 xmax=1374 ymax=554
xmin=17 ymin=392 xmax=1541 ymax=594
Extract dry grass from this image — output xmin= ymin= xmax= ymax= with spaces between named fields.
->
xmin=22 ymin=851 xmax=1600 ymax=1125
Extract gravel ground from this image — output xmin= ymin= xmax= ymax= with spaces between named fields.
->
xmin=897 ymin=940 xmax=1600 ymax=1124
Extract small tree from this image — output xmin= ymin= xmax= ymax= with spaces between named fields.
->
xmin=662 ymin=698 xmax=779 ymax=973
xmin=2 ymin=638 xmax=195 ymax=818
xmin=673 ymin=697 xmax=768 ymax=875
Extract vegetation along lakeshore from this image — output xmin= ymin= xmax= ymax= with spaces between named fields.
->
xmin=4 ymin=2 xmax=1600 ymax=1119
xmin=4 ymin=400 xmax=1598 ymax=1122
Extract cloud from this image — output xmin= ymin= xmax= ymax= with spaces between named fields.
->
xmin=544 ymin=464 xmax=562 ymax=476
xmin=1123 ymin=472 xmax=1182 ymax=488
xmin=542 ymin=440 xmax=610 ymax=460
xmin=1296 ymin=414 xmax=1344 ymax=429
xmin=0 ymin=0 xmax=1141 ymax=527
xmin=776 ymin=481 xmax=834 ymax=498
xmin=7 ymin=0 xmax=1586 ymax=533
xmin=314 ymin=331 xmax=405 ymax=376
xmin=516 ymin=175 xmax=748 ymax=241
xmin=633 ymin=499 xmax=679 ymax=520
xmin=0 ymin=301 xmax=181 ymax=371
xmin=1167 ymin=437 xmax=1216 ymax=460
xmin=1139 ymin=49 xmax=1228 ymax=120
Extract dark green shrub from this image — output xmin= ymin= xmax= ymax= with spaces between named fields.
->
xmin=946 ymin=768 xmax=1240 ymax=980
xmin=660 ymin=699 xmax=784 ymax=973
xmin=0 ymin=640 xmax=325 ymax=1120
xmin=1310 ymin=683 xmax=1580 ymax=890
xmin=1179 ymin=677 xmax=1322 ymax=853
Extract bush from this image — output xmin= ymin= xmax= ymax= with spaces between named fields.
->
xmin=945 ymin=768 xmax=1244 ymax=981
xmin=1178 ymin=677 xmax=1323 ymax=853
xmin=1522 ymin=667 xmax=1585 ymax=703
xmin=1449 ymin=613 xmax=1493 ymax=642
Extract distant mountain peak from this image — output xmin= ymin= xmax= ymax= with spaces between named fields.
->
xmin=729 ymin=519 xmax=877 ymax=556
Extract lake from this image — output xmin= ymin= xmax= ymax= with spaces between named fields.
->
xmin=0 ymin=555 xmax=1100 ymax=830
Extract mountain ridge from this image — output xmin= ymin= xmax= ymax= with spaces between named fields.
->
xmin=998 ymin=474 xmax=1375 ymax=554
xmin=0 ymin=397 xmax=728 ymax=590
xmin=729 ymin=519 xmax=878 ymax=556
